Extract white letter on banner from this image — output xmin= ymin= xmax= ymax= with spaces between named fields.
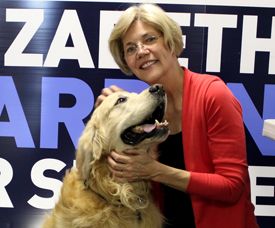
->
xmin=195 ymin=13 xmax=237 ymax=72
xmin=0 ymin=158 xmax=13 ymax=208
xmin=240 ymin=16 xmax=275 ymax=74
xmin=27 ymin=159 xmax=66 ymax=209
xmin=249 ymin=166 xmax=275 ymax=216
xmin=98 ymin=10 xmax=122 ymax=69
xmin=5 ymin=9 xmax=44 ymax=67
xmin=44 ymin=10 xmax=94 ymax=68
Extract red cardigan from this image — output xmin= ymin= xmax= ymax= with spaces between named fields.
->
xmin=181 ymin=68 xmax=258 ymax=227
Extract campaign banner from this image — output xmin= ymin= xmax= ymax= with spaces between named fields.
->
xmin=0 ymin=0 xmax=274 ymax=227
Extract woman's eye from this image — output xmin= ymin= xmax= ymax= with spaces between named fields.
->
xmin=145 ymin=36 xmax=157 ymax=44
xmin=114 ymin=97 xmax=127 ymax=106
xmin=126 ymin=46 xmax=136 ymax=54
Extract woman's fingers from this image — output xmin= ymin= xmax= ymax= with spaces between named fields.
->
xmin=107 ymin=150 xmax=154 ymax=182
xmin=94 ymin=85 xmax=124 ymax=108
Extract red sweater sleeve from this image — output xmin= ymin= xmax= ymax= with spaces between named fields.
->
xmin=186 ymin=80 xmax=248 ymax=203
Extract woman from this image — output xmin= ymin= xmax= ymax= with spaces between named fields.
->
xmin=95 ymin=3 xmax=259 ymax=228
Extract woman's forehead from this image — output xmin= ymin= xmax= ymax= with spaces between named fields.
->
xmin=122 ymin=20 xmax=158 ymax=43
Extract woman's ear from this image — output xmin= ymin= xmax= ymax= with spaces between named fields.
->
xmin=76 ymin=119 xmax=104 ymax=181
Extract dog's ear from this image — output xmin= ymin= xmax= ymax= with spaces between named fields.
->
xmin=76 ymin=119 xmax=104 ymax=181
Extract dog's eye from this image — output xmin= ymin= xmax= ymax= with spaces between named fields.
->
xmin=114 ymin=97 xmax=127 ymax=106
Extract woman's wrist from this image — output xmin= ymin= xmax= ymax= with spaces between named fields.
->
xmin=151 ymin=162 xmax=191 ymax=192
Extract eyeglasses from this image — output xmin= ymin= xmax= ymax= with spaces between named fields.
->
xmin=124 ymin=34 xmax=161 ymax=57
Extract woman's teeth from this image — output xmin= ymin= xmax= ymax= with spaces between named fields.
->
xmin=141 ymin=60 xmax=156 ymax=69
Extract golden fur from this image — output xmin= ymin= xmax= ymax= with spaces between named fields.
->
xmin=42 ymin=85 xmax=169 ymax=228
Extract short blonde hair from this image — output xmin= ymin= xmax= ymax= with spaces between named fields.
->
xmin=109 ymin=3 xmax=184 ymax=75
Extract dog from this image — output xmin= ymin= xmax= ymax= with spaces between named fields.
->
xmin=42 ymin=84 xmax=169 ymax=228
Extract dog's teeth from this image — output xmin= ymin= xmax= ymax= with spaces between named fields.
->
xmin=155 ymin=119 xmax=169 ymax=126
xmin=154 ymin=119 xmax=169 ymax=129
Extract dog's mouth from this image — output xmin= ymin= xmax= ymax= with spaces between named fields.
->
xmin=121 ymin=101 xmax=169 ymax=145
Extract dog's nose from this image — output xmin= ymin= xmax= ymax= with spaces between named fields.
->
xmin=149 ymin=84 xmax=165 ymax=96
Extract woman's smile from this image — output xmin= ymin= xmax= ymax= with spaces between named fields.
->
xmin=139 ymin=60 xmax=158 ymax=69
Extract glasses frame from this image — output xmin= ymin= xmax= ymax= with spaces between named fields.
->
xmin=123 ymin=34 xmax=162 ymax=57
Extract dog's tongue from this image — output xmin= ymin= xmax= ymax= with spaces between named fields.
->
xmin=142 ymin=124 xmax=156 ymax=133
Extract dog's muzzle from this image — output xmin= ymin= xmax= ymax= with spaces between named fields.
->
xmin=121 ymin=84 xmax=169 ymax=145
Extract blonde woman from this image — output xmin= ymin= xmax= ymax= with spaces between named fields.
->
xmin=96 ymin=4 xmax=259 ymax=228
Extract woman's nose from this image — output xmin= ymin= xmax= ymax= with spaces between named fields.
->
xmin=136 ymin=43 xmax=149 ymax=58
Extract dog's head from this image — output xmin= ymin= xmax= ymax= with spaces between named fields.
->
xmin=76 ymin=84 xmax=169 ymax=181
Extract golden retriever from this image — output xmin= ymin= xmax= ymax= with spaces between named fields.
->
xmin=42 ymin=84 xmax=169 ymax=228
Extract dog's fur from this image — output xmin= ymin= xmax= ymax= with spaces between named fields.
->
xmin=42 ymin=85 xmax=169 ymax=228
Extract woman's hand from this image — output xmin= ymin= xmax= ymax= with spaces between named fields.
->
xmin=107 ymin=149 xmax=159 ymax=182
xmin=94 ymin=85 xmax=123 ymax=108
xmin=108 ymin=148 xmax=191 ymax=192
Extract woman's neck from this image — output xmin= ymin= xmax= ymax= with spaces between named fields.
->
xmin=164 ymin=67 xmax=184 ymax=134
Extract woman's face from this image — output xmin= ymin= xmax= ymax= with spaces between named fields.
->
xmin=122 ymin=20 xmax=177 ymax=84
